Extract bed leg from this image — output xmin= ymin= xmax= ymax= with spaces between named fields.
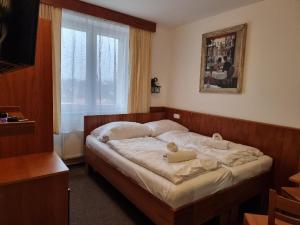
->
xmin=229 ymin=205 xmax=239 ymax=225
xmin=219 ymin=209 xmax=230 ymax=225
xmin=219 ymin=205 xmax=239 ymax=225
xmin=86 ymin=164 xmax=94 ymax=175
xmin=259 ymin=190 xmax=269 ymax=212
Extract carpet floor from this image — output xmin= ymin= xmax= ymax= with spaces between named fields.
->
xmin=69 ymin=165 xmax=154 ymax=225
xmin=69 ymin=165 xmax=221 ymax=225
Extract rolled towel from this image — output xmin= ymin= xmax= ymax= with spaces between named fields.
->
xmin=164 ymin=149 xmax=197 ymax=163
xmin=212 ymin=133 xmax=223 ymax=141
xmin=203 ymin=139 xmax=230 ymax=150
xmin=167 ymin=142 xmax=178 ymax=152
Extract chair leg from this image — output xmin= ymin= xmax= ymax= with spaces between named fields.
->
xmin=243 ymin=216 xmax=249 ymax=225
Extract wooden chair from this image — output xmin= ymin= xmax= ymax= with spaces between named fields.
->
xmin=244 ymin=189 xmax=300 ymax=225
xmin=281 ymin=187 xmax=300 ymax=202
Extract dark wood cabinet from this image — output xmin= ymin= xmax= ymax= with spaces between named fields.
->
xmin=0 ymin=152 xmax=69 ymax=225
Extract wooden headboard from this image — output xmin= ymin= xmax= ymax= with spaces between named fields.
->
xmin=83 ymin=107 xmax=300 ymax=189
xmin=84 ymin=112 xmax=166 ymax=143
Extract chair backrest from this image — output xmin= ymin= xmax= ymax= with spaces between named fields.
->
xmin=268 ymin=189 xmax=300 ymax=225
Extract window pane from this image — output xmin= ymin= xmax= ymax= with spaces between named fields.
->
xmin=61 ymin=28 xmax=86 ymax=106
xmin=60 ymin=9 xmax=129 ymax=133
xmin=96 ymin=35 xmax=119 ymax=106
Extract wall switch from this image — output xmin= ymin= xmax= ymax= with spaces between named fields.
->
xmin=173 ymin=113 xmax=180 ymax=119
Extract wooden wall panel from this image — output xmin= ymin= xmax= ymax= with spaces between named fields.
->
xmin=0 ymin=19 xmax=53 ymax=158
xmin=151 ymin=107 xmax=300 ymax=189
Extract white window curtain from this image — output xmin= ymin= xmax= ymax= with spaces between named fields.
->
xmin=59 ymin=9 xmax=129 ymax=158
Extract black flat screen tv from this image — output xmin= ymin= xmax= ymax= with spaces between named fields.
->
xmin=0 ymin=0 xmax=40 ymax=72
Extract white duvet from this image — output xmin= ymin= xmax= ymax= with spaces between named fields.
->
xmin=107 ymin=137 xmax=219 ymax=184
xmin=157 ymin=131 xmax=264 ymax=167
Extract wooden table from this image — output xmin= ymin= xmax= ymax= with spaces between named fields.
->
xmin=281 ymin=187 xmax=300 ymax=202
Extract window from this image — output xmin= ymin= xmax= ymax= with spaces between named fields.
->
xmin=61 ymin=10 xmax=129 ymax=133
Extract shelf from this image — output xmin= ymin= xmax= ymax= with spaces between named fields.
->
xmin=0 ymin=121 xmax=35 ymax=137
xmin=0 ymin=106 xmax=35 ymax=137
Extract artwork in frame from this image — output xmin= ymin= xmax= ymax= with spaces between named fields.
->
xmin=200 ymin=24 xmax=247 ymax=93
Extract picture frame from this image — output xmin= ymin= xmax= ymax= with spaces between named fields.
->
xmin=200 ymin=24 xmax=247 ymax=93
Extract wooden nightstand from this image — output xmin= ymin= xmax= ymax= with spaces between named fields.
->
xmin=0 ymin=152 xmax=69 ymax=225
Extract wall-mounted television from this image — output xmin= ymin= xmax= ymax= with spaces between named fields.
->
xmin=0 ymin=0 xmax=40 ymax=73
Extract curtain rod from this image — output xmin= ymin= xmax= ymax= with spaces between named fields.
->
xmin=41 ymin=0 xmax=156 ymax=32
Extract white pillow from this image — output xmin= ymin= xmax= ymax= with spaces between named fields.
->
xmin=145 ymin=119 xmax=188 ymax=137
xmin=91 ymin=121 xmax=151 ymax=143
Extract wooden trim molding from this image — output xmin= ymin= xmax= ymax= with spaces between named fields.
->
xmin=41 ymin=0 xmax=156 ymax=32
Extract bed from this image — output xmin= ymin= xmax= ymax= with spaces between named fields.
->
xmin=84 ymin=112 xmax=272 ymax=225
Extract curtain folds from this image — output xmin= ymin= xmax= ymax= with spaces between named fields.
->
xmin=128 ymin=27 xmax=152 ymax=113
xmin=59 ymin=10 xmax=129 ymax=159
xmin=39 ymin=3 xmax=62 ymax=134
xmin=61 ymin=9 xmax=129 ymax=134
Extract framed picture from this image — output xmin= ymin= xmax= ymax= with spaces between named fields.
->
xmin=200 ymin=24 xmax=247 ymax=93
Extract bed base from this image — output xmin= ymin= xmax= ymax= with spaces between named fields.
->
xmin=85 ymin=146 xmax=270 ymax=225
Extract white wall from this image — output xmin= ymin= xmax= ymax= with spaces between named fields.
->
xmin=153 ymin=0 xmax=300 ymax=128
xmin=151 ymin=26 xmax=172 ymax=106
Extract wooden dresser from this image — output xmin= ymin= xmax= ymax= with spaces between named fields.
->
xmin=0 ymin=152 xmax=69 ymax=225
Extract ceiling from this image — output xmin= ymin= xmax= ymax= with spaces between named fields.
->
xmin=81 ymin=0 xmax=263 ymax=27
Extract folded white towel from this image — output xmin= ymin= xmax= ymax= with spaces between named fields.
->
xmin=203 ymin=139 xmax=230 ymax=150
xmin=164 ymin=149 xmax=197 ymax=163
xmin=166 ymin=142 xmax=178 ymax=152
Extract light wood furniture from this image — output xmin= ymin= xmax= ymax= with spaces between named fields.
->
xmin=84 ymin=112 xmax=271 ymax=225
xmin=0 ymin=106 xmax=35 ymax=137
xmin=0 ymin=19 xmax=53 ymax=158
xmin=281 ymin=187 xmax=300 ymax=202
xmin=0 ymin=17 xmax=68 ymax=225
xmin=289 ymin=172 xmax=300 ymax=185
xmin=244 ymin=189 xmax=300 ymax=225
xmin=0 ymin=152 xmax=69 ymax=225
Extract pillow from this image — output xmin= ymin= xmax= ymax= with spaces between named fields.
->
xmin=144 ymin=120 xmax=188 ymax=137
xmin=91 ymin=121 xmax=151 ymax=142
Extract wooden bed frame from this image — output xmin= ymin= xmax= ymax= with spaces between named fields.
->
xmin=82 ymin=110 xmax=280 ymax=225
xmin=85 ymin=145 xmax=270 ymax=225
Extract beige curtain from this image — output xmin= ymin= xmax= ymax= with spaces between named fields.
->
xmin=39 ymin=4 xmax=62 ymax=134
xmin=128 ymin=27 xmax=152 ymax=113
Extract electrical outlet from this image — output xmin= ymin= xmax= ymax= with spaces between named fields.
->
xmin=173 ymin=113 xmax=180 ymax=119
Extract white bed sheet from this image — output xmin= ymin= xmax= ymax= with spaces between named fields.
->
xmin=224 ymin=155 xmax=273 ymax=184
xmin=156 ymin=130 xmax=273 ymax=183
xmin=86 ymin=135 xmax=233 ymax=209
